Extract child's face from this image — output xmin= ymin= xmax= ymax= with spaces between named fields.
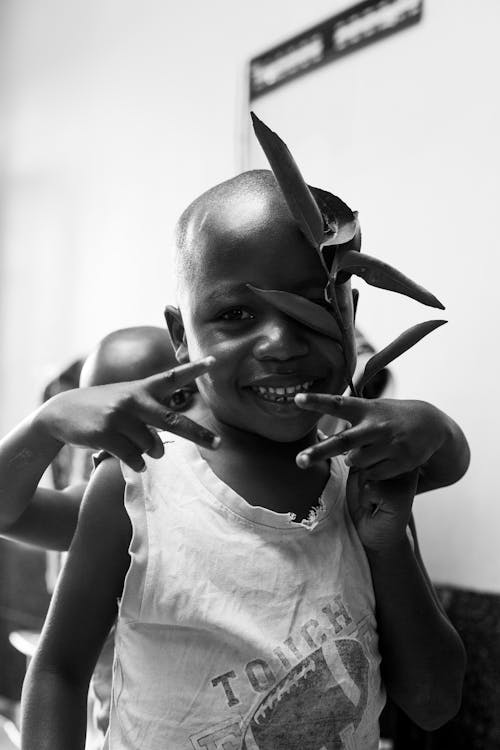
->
xmin=174 ymin=191 xmax=347 ymax=444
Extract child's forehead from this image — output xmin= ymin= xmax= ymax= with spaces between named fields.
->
xmin=176 ymin=171 xmax=326 ymax=297
xmin=201 ymin=217 xmax=323 ymax=280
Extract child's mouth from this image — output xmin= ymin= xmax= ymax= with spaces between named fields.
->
xmin=250 ymin=380 xmax=314 ymax=404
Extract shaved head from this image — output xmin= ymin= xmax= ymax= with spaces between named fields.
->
xmin=79 ymin=325 xmax=176 ymax=387
xmin=173 ymin=169 xmax=355 ymax=301
xmin=174 ymin=170 xmax=293 ymax=302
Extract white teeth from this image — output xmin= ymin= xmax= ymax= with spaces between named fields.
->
xmin=251 ymin=380 xmax=314 ymax=403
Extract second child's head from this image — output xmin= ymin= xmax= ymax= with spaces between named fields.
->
xmin=166 ymin=170 xmax=353 ymax=445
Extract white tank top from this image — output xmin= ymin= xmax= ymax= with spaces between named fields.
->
xmin=104 ymin=434 xmax=385 ymax=750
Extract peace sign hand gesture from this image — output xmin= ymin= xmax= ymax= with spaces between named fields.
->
xmin=295 ymin=394 xmax=445 ymax=481
xmin=37 ymin=357 xmax=219 ymax=472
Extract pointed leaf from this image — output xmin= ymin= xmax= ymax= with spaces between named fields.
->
xmin=310 ymin=185 xmax=359 ymax=245
xmin=338 ymin=250 xmax=445 ymax=309
xmin=251 ymin=112 xmax=324 ymax=248
xmin=330 ymin=280 xmax=357 ymax=383
xmin=352 ymin=288 xmax=359 ymax=323
xmin=247 ymin=284 xmax=343 ymax=341
xmin=357 ymin=319 xmax=447 ymax=394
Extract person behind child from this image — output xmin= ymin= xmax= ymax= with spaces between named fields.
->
xmin=0 ymin=325 xmax=206 ymax=749
xmin=20 ymin=170 xmax=468 ymax=749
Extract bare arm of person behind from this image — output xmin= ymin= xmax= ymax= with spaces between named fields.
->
xmin=0 ymin=356 xmax=217 ymax=550
xmin=21 ymin=457 xmax=128 ymax=750
xmin=0 ymin=411 xmax=85 ymax=550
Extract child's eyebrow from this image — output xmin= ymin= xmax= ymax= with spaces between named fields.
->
xmin=205 ymin=280 xmax=324 ymax=303
xmin=204 ymin=283 xmax=248 ymax=303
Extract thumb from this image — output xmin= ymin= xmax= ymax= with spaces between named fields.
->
xmin=346 ymin=469 xmax=366 ymax=525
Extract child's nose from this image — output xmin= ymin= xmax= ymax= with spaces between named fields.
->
xmin=253 ymin=315 xmax=309 ymax=361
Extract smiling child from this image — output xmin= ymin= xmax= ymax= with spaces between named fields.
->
xmin=21 ymin=170 xmax=467 ymax=750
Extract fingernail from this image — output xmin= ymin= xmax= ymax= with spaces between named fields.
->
xmin=201 ymin=355 xmax=216 ymax=367
xmin=294 ymin=393 xmax=307 ymax=405
xmin=296 ymin=452 xmax=310 ymax=469
xmin=211 ymin=435 xmax=221 ymax=449
xmin=139 ymin=464 xmax=147 ymax=473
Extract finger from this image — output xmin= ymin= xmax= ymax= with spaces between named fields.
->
xmin=146 ymin=356 xmax=216 ymax=397
xmin=103 ymin=435 xmax=147 ymax=472
xmin=344 ymin=443 xmax=389 ymax=469
xmin=144 ymin=427 xmax=165 ymax=460
xmin=161 ymin=412 xmax=220 ymax=449
xmin=362 ymin=471 xmax=418 ymax=513
xmin=296 ymin=425 xmax=371 ymax=468
xmin=345 ymin=470 xmax=365 ymax=524
xmin=116 ymin=414 xmax=159 ymax=456
xmin=360 ymin=459 xmax=406 ymax=482
xmin=295 ymin=393 xmax=372 ymax=423
xmin=135 ymin=397 xmax=220 ymax=449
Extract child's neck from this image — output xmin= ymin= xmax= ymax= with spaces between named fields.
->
xmin=198 ymin=422 xmax=329 ymax=519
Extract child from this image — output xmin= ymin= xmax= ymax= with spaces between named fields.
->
xmin=21 ymin=170 xmax=468 ymax=749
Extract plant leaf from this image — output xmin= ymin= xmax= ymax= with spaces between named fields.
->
xmin=352 ymin=288 xmax=359 ymax=323
xmin=338 ymin=250 xmax=445 ymax=310
xmin=251 ymin=112 xmax=324 ymax=249
xmin=246 ymin=284 xmax=343 ymax=341
xmin=356 ymin=319 xmax=447 ymax=394
xmin=329 ymin=280 xmax=357 ymax=384
xmin=310 ymin=186 xmax=359 ymax=245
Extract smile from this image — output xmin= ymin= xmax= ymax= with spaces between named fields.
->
xmin=250 ymin=380 xmax=314 ymax=403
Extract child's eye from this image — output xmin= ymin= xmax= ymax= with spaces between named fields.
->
xmin=219 ymin=307 xmax=254 ymax=322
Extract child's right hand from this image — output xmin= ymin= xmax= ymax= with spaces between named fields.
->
xmin=34 ymin=357 xmax=219 ymax=472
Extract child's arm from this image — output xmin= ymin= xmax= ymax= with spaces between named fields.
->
xmin=0 ymin=357 xmax=217 ymax=549
xmin=2 ymin=484 xmax=85 ymax=551
xmin=21 ymin=457 xmax=129 ymax=750
xmin=0 ymin=409 xmax=85 ymax=549
xmin=347 ymin=471 xmax=466 ymax=729
xmin=295 ymin=395 xmax=470 ymax=493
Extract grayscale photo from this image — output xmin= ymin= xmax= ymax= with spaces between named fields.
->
xmin=0 ymin=1 xmax=496 ymax=748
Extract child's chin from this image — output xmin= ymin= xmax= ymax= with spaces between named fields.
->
xmin=255 ymin=415 xmax=319 ymax=444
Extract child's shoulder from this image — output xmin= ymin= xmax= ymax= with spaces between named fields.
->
xmin=84 ymin=454 xmax=126 ymax=518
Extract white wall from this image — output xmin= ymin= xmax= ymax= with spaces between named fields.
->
xmin=0 ymin=0 xmax=341 ymax=424
xmin=245 ymin=1 xmax=500 ymax=592
xmin=0 ymin=1 xmax=498 ymax=591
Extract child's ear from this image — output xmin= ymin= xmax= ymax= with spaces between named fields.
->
xmin=164 ymin=305 xmax=189 ymax=364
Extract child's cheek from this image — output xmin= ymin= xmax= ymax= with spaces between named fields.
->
xmin=315 ymin=338 xmax=349 ymax=390
xmin=192 ymin=340 xmax=239 ymax=388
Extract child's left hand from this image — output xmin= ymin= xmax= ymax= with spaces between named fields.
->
xmin=294 ymin=394 xmax=447 ymax=480
xmin=346 ymin=468 xmax=418 ymax=552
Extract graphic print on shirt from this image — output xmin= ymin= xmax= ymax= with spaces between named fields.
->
xmin=189 ymin=596 xmax=377 ymax=750
xmin=241 ymin=637 xmax=369 ymax=750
